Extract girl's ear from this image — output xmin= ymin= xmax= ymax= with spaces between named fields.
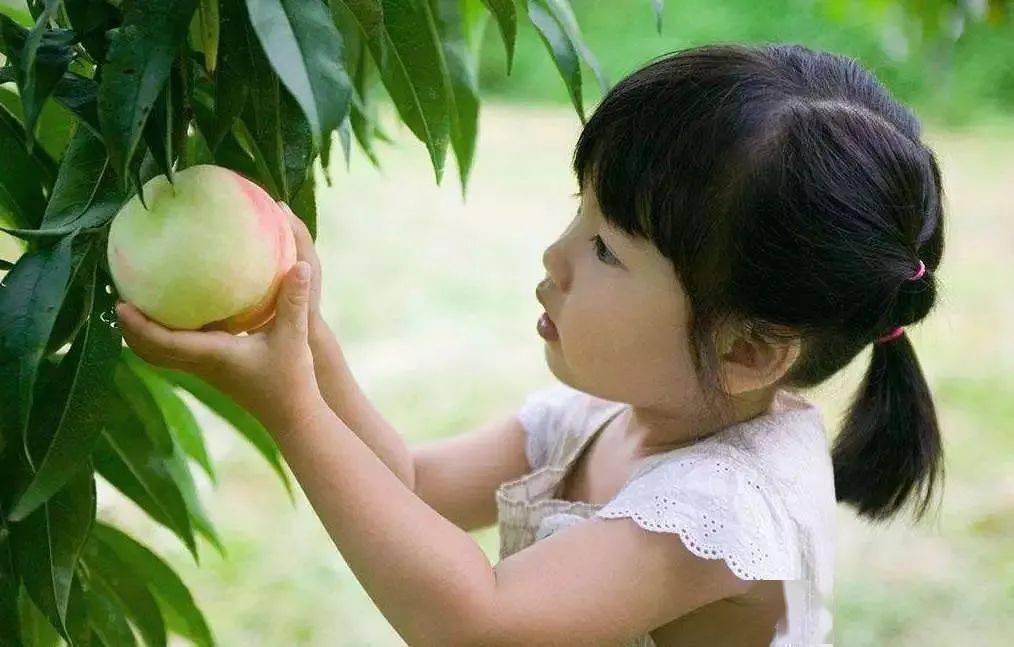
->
xmin=716 ymin=324 xmax=802 ymax=395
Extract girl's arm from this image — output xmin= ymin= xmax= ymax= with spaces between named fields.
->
xmin=266 ymin=398 xmax=757 ymax=646
xmin=309 ymin=316 xmax=530 ymax=530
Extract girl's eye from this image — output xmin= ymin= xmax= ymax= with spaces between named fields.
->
xmin=590 ymin=235 xmax=619 ymax=265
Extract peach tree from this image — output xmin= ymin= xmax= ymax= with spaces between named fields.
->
xmin=0 ymin=0 xmax=635 ymax=644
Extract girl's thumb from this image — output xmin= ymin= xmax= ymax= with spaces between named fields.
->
xmin=274 ymin=261 xmax=311 ymax=339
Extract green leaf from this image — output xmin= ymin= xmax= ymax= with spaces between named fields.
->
xmin=0 ymin=100 xmax=49 ymax=228
xmin=525 ymin=0 xmax=583 ymax=122
xmin=84 ymin=576 xmax=138 ymax=647
xmin=198 ymin=0 xmax=219 ymax=73
xmin=98 ymin=0 xmax=198 ymax=185
xmin=30 ymin=96 xmax=76 ymax=162
xmin=279 ymin=84 xmax=314 ymax=203
xmin=651 ymin=0 xmax=663 ymax=34
xmin=80 ymin=534 xmax=166 ymax=647
xmin=91 ymin=522 xmax=214 ymax=647
xmin=240 ymin=16 xmax=286 ymax=198
xmin=332 ymin=0 xmax=451 ymax=183
xmin=17 ymin=584 xmax=64 ymax=647
xmin=65 ymin=0 xmax=122 ymax=62
xmin=153 ymin=368 xmax=295 ymax=503
xmin=0 ymin=232 xmax=80 ymax=460
xmin=430 ymin=0 xmax=481 ymax=197
xmin=0 ymin=504 xmax=21 ymax=645
xmin=335 ymin=112 xmax=350 ymax=172
xmin=41 ymin=125 xmax=127 ymax=231
xmin=0 ymin=1 xmax=32 ymax=27
xmin=10 ymin=466 xmax=95 ymax=643
xmin=163 ymin=437 xmax=225 ymax=559
xmin=12 ymin=2 xmax=75 ymax=151
xmin=113 ymin=359 xmax=176 ymax=458
xmin=479 ymin=0 xmax=515 ymax=74
xmin=51 ymin=71 xmax=101 ymax=137
xmin=121 ymin=351 xmax=216 ymax=485
xmin=112 ymin=355 xmax=223 ymax=557
xmin=189 ymin=89 xmax=259 ymax=183
xmin=288 ymin=164 xmax=316 ymax=240
xmin=245 ymin=0 xmax=352 ymax=152
xmin=92 ymin=396 xmax=199 ymax=562
xmin=6 ymin=247 xmax=121 ymax=523
xmin=208 ymin=0 xmax=249 ymax=151
xmin=336 ymin=15 xmax=380 ymax=168
xmin=141 ymin=60 xmax=182 ymax=183
xmin=544 ymin=0 xmax=609 ymax=96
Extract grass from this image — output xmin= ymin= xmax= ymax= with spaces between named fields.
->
xmin=87 ymin=102 xmax=1013 ymax=646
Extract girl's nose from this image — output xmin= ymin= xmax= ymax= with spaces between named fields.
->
xmin=542 ymin=239 xmax=570 ymax=293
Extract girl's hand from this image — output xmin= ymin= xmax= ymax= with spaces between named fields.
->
xmin=250 ymin=202 xmax=323 ymax=334
xmin=115 ymin=260 xmax=322 ymax=430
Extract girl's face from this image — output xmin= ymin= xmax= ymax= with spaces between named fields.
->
xmin=536 ymin=186 xmax=711 ymax=414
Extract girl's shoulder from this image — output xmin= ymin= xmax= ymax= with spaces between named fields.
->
xmin=516 ymin=383 xmax=620 ymax=471
xmin=596 ymin=388 xmax=835 ymax=582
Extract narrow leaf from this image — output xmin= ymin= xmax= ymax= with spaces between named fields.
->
xmin=208 ymin=0 xmax=249 ymax=151
xmin=17 ymin=2 xmax=74 ymax=150
xmin=64 ymin=0 xmax=122 ymax=62
xmin=17 ymin=584 xmax=64 ymax=647
xmin=651 ymin=0 xmax=663 ymax=34
xmin=10 ymin=466 xmax=95 ymax=641
xmin=332 ymin=0 xmax=451 ymax=183
xmin=92 ymin=398 xmax=199 ymax=562
xmin=525 ymin=0 xmax=583 ymax=122
xmin=0 ymin=232 xmax=79 ymax=461
xmin=0 ymin=101 xmax=49 ymax=228
xmin=91 ymin=522 xmax=214 ymax=647
xmin=431 ymin=0 xmax=481 ymax=197
xmin=80 ymin=536 xmax=167 ymax=647
xmin=98 ymin=0 xmax=197 ymax=184
xmin=41 ymin=125 xmax=127 ymax=231
xmin=7 ymin=248 xmax=121 ymax=523
xmin=245 ymin=0 xmax=352 ymax=150
xmin=479 ymin=0 xmax=515 ymax=74
xmin=51 ymin=71 xmax=101 ymax=137
xmin=122 ymin=351 xmax=217 ymax=485
xmin=0 ymin=506 xmax=21 ymax=645
xmin=545 ymin=0 xmax=609 ymax=95
xmin=84 ymin=577 xmax=138 ymax=647
xmin=288 ymin=165 xmax=316 ymax=240
xmin=154 ymin=368 xmax=295 ymax=502
xmin=198 ymin=0 xmax=219 ymax=74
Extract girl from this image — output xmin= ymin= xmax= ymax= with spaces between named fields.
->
xmin=116 ymin=42 xmax=946 ymax=646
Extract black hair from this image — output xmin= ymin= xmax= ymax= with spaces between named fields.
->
xmin=573 ymin=42 xmax=945 ymax=524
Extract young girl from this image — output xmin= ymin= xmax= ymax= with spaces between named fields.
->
xmin=116 ymin=42 xmax=946 ymax=646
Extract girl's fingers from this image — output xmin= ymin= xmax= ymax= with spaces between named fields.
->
xmin=271 ymin=262 xmax=312 ymax=343
xmin=116 ymin=301 xmax=235 ymax=369
xmin=277 ymin=200 xmax=322 ymax=312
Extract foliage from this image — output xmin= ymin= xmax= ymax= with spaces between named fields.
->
xmin=0 ymin=0 xmax=648 ymax=644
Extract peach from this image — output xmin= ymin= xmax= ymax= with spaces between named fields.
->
xmin=106 ymin=164 xmax=296 ymax=333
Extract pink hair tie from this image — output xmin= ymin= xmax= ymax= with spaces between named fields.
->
xmin=876 ymin=260 xmax=927 ymax=344
xmin=877 ymin=326 xmax=906 ymax=343
xmin=910 ymin=259 xmax=926 ymax=281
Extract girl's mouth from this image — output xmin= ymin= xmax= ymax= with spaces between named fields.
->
xmin=537 ymin=311 xmax=559 ymax=341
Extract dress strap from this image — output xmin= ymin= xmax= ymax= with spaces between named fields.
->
xmin=556 ymin=402 xmax=628 ymax=482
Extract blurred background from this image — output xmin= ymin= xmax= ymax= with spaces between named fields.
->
xmin=5 ymin=0 xmax=1012 ymax=644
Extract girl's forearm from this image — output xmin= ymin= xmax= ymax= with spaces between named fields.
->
xmin=267 ymin=397 xmax=497 ymax=646
xmin=308 ymin=315 xmax=417 ymax=489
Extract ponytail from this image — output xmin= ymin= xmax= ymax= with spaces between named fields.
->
xmin=832 ymin=332 xmax=945 ymax=522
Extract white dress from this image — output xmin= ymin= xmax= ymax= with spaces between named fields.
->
xmin=495 ymin=384 xmax=836 ymax=646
